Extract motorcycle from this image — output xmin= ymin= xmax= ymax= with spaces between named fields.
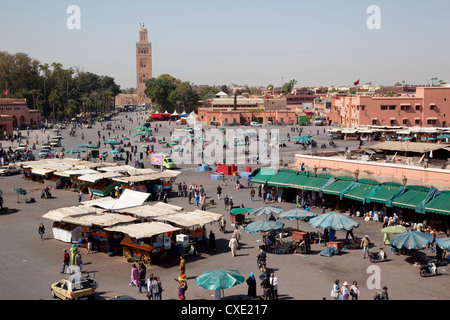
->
xmin=368 ymin=248 xmax=388 ymax=263
xmin=419 ymin=260 xmax=438 ymax=277
xmin=257 ymin=259 xmax=267 ymax=272
xmin=321 ymin=143 xmax=327 ymax=149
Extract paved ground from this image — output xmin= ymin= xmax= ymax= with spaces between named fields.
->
xmin=0 ymin=112 xmax=449 ymax=301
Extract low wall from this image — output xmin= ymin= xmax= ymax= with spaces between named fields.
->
xmin=294 ymin=154 xmax=450 ymax=188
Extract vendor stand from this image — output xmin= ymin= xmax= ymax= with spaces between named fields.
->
xmin=104 ymin=222 xmax=180 ymax=265
xmin=229 ymin=207 xmax=251 ymax=225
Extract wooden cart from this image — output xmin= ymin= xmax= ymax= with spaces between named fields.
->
xmin=121 ymin=237 xmax=164 ymax=266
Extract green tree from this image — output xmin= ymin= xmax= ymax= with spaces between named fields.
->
xmin=282 ymin=79 xmax=297 ymax=94
xmin=144 ymin=74 xmax=180 ymax=112
xmin=48 ymin=89 xmax=60 ymax=123
xmin=169 ymin=81 xmax=200 ymax=113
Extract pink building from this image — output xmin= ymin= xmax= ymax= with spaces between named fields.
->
xmin=328 ymin=87 xmax=450 ymax=127
xmin=0 ymin=99 xmax=42 ymax=137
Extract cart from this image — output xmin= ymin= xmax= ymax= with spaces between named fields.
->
xmin=121 ymin=237 xmax=164 ymax=266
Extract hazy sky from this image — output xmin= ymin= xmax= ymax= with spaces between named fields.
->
xmin=1 ymin=0 xmax=449 ymax=89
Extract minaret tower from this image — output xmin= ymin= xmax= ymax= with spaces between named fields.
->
xmin=136 ymin=22 xmax=152 ymax=104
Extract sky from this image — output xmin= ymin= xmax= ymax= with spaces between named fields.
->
xmin=1 ymin=0 xmax=449 ymax=90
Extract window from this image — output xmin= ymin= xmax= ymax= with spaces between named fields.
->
xmin=415 ymin=105 xmax=420 ymax=110
xmin=430 ymin=105 xmax=435 ymax=110
xmin=380 ymin=106 xmax=388 ymax=110
xmin=427 ymin=119 xmax=437 ymax=125
xmin=402 ymin=119 xmax=407 ymax=125
xmin=400 ymin=105 xmax=410 ymax=111
xmin=415 ymin=119 xmax=420 ymax=125
xmin=390 ymin=119 xmax=395 ymax=125
xmin=388 ymin=105 xmax=396 ymax=110
xmin=372 ymin=119 xmax=377 ymax=125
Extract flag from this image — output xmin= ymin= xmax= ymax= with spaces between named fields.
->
xmin=354 ymin=80 xmax=360 ymax=86
xmin=3 ymin=90 xmax=7 ymax=95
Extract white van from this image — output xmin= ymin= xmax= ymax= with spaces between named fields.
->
xmin=314 ymin=117 xmax=324 ymax=126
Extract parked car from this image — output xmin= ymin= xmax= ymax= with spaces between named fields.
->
xmin=250 ymin=122 xmax=262 ymax=127
xmin=50 ymin=138 xmax=61 ymax=147
xmin=39 ymin=149 xmax=52 ymax=158
xmin=16 ymin=144 xmax=27 ymax=152
xmin=20 ymin=153 xmax=35 ymax=161
xmin=50 ymin=274 xmax=98 ymax=300
xmin=0 ymin=164 xmax=21 ymax=175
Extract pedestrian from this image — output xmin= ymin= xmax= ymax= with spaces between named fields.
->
xmin=232 ymin=226 xmax=242 ymax=249
xmin=270 ymin=273 xmax=278 ymax=300
xmin=246 ymin=273 xmax=257 ymax=299
xmin=331 ymin=279 xmax=340 ymax=300
xmin=341 ymin=281 xmax=349 ymax=300
xmin=350 ymin=281 xmax=360 ymax=300
xmin=260 ymin=274 xmax=272 ymax=300
xmin=194 ymin=193 xmax=200 ymax=209
xmin=75 ymin=252 xmax=83 ymax=272
xmin=78 ymin=190 xmax=84 ymax=203
xmin=361 ymin=235 xmax=370 ymax=259
xmin=70 ymin=244 xmax=78 ymax=265
xmin=346 ymin=229 xmax=355 ymax=240
xmin=147 ymin=273 xmax=154 ymax=300
xmin=38 ymin=223 xmax=45 ymax=240
xmin=381 ymin=286 xmax=389 ymax=300
xmin=175 ymin=274 xmax=187 ymax=300
xmin=61 ymin=249 xmax=70 ymax=274
xmin=0 ymin=194 xmax=4 ymax=210
xmin=373 ymin=291 xmax=382 ymax=300
xmin=224 ymin=195 xmax=229 ymax=211
xmin=217 ymin=185 xmax=222 ymax=200
xmin=209 ymin=230 xmax=216 ymax=252
xmin=138 ymin=262 xmax=147 ymax=293
xmin=228 ymin=236 xmax=238 ymax=257
xmin=258 ymin=184 xmax=262 ymax=198
xmin=85 ymin=233 xmax=93 ymax=254
xmin=150 ymin=276 xmax=160 ymax=300
xmin=229 ymin=197 xmax=234 ymax=209
xmin=130 ymin=264 xmax=139 ymax=286
xmin=250 ymin=187 xmax=255 ymax=201
xmin=179 ymin=256 xmax=186 ymax=276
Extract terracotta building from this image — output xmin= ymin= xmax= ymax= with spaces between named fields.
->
xmin=0 ymin=99 xmax=42 ymax=138
xmin=115 ymin=23 xmax=152 ymax=106
xmin=328 ymin=87 xmax=450 ymax=127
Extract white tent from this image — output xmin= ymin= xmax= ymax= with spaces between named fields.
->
xmin=153 ymin=210 xmax=222 ymax=228
xmin=105 ymin=222 xmax=180 ymax=239
xmin=89 ymin=189 xmax=150 ymax=210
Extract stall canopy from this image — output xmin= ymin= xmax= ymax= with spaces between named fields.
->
xmin=320 ymin=178 xmax=360 ymax=200
xmin=391 ymin=186 xmax=432 ymax=212
xmin=116 ymin=203 xmax=182 ymax=219
xmin=288 ymin=172 xmax=314 ymax=189
xmin=266 ymin=170 xmax=297 ymax=187
xmin=425 ymin=191 xmax=450 ymax=215
xmin=78 ymin=171 xmax=124 ymax=183
xmin=42 ymin=205 xmax=103 ymax=221
xmin=368 ymin=182 xmax=406 ymax=207
xmin=105 ymin=222 xmax=180 ymax=239
xmin=87 ymin=189 xmax=150 ymax=210
xmin=302 ymin=176 xmax=332 ymax=191
xmin=58 ymin=212 xmax=138 ymax=227
xmin=344 ymin=181 xmax=381 ymax=204
xmin=250 ymin=168 xmax=277 ymax=184
xmin=153 ymin=210 xmax=222 ymax=227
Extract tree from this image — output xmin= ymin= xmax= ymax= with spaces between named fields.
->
xmin=169 ymin=81 xmax=200 ymax=113
xmin=282 ymin=79 xmax=297 ymax=94
xmin=28 ymin=89 xmax=40 ymax=109
xmin=48 ymin=89 xmax=60 ymax=123
xmin=144 ymin=74 xmax=180 ymax=112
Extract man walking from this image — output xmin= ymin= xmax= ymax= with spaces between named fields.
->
xmin=61 ymin=249 xmax=70 ymax=274
xmin=270 ymin=273 xmax=278 ymax=300
xmin=217 ymin=185 xmax=222 ymax=200
xmin=361 ymin=235 xmax=370 ymax=259
xmin=224 ymin=195 xmax=229 ymax=211
xmin=228 ymin=236 xmax=238 ymax=257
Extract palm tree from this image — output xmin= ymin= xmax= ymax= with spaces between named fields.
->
xmin=39 ymin=63 xmax=50 ymax=100
xmin=28 ymin=89 xmax=40 ymax=109
xmin=80 ymin=96 xmax=91 ymax=121
xmin=102 ymin=91 xmax=113 ymax=115
xmin=48 ymin=89 xmax=60 ymax=124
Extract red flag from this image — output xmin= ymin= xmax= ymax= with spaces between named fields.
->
xmin=354 ymin=80 xmax=360 ymax=86
xmin=3 ymin=90 xmax=7 ymax=95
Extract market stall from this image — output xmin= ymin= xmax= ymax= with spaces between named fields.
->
xmin=105 ymin=222 xmax=181 ymax=265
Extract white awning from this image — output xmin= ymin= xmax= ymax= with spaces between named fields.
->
xmin=91 ymin=189 xmax=150 ymax=210
xmin=32 ymin=168 xmax=56 ymax=175
xmin=105 ymin=222 xmax=180 ymax=239
xmin=115 ymin=204 xmax=179 ymax=219
xmin=54 ymin=169 xmax=98 ymax=177
xmin=78 ymin=172 xmax=124 ymax=183
xmin=42 ymin=205 xmax=103 ymax=221
xmin=153 ymin=210 xmax=223 ymax=227
xmin=60 ymin=212 xmax=138 ymax=227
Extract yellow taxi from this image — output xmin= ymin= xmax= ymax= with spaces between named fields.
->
xmin=50 ymin=274 xmax=98 ymax=300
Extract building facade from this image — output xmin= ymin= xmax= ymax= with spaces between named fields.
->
xmin=0 ymin=99 xmax=42 ymax=138
xmin=328 ymin=87 xmax=450 ymax=127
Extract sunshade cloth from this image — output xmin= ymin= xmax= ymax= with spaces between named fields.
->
xmin=368 ymin=184 xmax=406 ymax=207
xmin=381 ymin=225 xmax=407 ymax=245
xmin=195 ymin=269 xmax=245 ymax=290
xmin=230 ymin=207 xmax=251 ymax=215
xmin=266 ymin=170 xmax=297 ymax=187
xmin=245 ymin=220 xmax=284 ymax=234
xmin=250 ymin=168 xmax=276 ymax=184
xmin=435 ymin=238 xmax=450 ymax=250
xmin=89 ymin=189 xmax=150 ymax=210
xmin=105 ymin=222 xmax=180 ymax=239
xmin=153 ymin=210 xmax=222 ymax=227
xmin=247 ymin=206 xmax=284 ymax=216
xmin=391 ymin=186 xmax=431 ymax=211
xmin=278 ymin=208 xmax=317 ymax=229
xmin=309 ymin=211 xmax=360 ymax=231
xmin=425 ymin=192 xmax=450 ymax=215
xmin=390 ymin=231 xmax=433 ymax=249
